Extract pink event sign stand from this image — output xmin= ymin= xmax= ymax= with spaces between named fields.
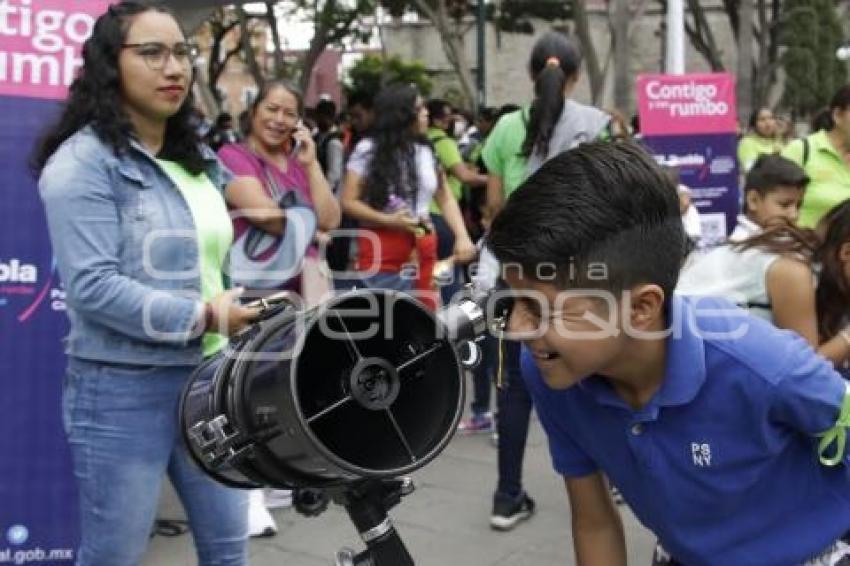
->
xmin=0 ymin=0 xmax=110 ymax=100
xmin=637 ymin=73 xmax=740 ymax=243
xmin=637 ymin=73 xmax=737 ymax=136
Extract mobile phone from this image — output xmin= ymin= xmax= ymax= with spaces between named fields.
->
xmin=290 ymin=120 xmax=303 ymax=155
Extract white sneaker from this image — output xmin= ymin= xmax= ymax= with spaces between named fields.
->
xmin=264 ymin=488 xmax=293 ymax=510
xmin=248 ymin=489 xmax=277 ymax=537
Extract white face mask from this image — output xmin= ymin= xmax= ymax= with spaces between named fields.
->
xmin=453 ymin=119 xmax=468 ymax=138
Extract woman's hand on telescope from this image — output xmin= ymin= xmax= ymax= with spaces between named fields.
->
xmin=207 ymin=288 xmax=262 ymax=336
xmin=452 ymin=235 xmax=477 ymax=264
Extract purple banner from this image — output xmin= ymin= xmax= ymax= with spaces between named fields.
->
xmin=1 ymin=3 xmax=110 ymax=561
xmin=0 ymin=94 xmax=76 ymax=564
xmin=642 ymin=134 xmax=740 ymax=245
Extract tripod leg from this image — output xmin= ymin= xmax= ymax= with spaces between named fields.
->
xmin=336 ymin=482 xmax=415 ymax=566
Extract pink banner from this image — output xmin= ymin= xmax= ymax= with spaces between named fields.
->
xmin=637 ymin=73 xmax=737 ymax=136
xmin=0 ymin=0 xmax=110 ymax=100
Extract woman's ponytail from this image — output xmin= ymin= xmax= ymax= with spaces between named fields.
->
xmin=521 ymin=32 xmax=582 ymax=159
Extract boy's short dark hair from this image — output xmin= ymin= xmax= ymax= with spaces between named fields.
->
xmin=477 ymin=106 xmax=497 ymax=122
xmin=745 ymin=154 xmax=809 ymax=193
xmin=487 ymin=141 xmax=685 ymax=299
xmin=427 ymin=99 xmax=451 ymax=122
xmin=315 ymin=99 xmax=337 ymax=119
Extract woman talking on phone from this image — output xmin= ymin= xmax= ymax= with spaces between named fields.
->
xmin=217 ymin=81 xmax=340 ymax=536
xmin=218 ymin=81 xmax=341 ymax=298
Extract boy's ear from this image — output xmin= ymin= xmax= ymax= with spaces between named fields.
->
xmin=629 ymin=284 xmax=665 ymax=330
xmin=839 ymin=242 xmax=850 ymax=263
xmin=744 ymin=190 xmax=761 ymax=213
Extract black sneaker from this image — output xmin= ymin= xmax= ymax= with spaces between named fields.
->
xmin=490 ymin=492 xmax=536 ymax=531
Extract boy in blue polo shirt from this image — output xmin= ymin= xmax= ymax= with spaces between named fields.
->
xmin=485 ymin=141 xmax=850 ymax=565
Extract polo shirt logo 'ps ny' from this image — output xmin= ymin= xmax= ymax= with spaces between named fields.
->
xmin=691 ymin=443 xmax=711 ymax=467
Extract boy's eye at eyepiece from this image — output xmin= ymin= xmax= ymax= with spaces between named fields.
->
xmin=492 ymin=294 xmax=515 ymax=321
xmin=485 ymin=283 xmax=517 ymax=336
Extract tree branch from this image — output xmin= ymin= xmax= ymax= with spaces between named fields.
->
xmin=686 ymin=0 xmax=724 ymax=70
xmin=723 ymin=0 xmax=740 ymax=40
xmin=572 ymin=0 xmax=605 ymax=103
xmin=208 ymin=15 xmax=240 ymax=102
xmin=265 ymin=1 xmax=285 ymax=79
xmin=236 ymin=6 xmax=264 ymax=87
xmin=411 ymin=0 xmax=477 ymax=109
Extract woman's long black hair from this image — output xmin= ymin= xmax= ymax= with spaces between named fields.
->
xmin=735 ymin=200 xmax=850 ymax=342
xmin=819 ymin=84 xmax=850 ymax=134
xmin=815 ymin=200 xmax=850 ymax=341
xmin=747 ymin=107 xmax=772 ymax=135
xmin=521 ymin=32 xmax=582 ymax=159
xmin=32 ymin=1 xmax=205 ymax=175
xmin=733 ymin=221 xmax=820 ymax=263
xmin=363 ymin=83 xmax=426 ymax=211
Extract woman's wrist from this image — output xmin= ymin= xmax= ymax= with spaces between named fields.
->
xmin=202 ymin=302 xmax=214 ymax=333
xmin=192 ymin=301 xmax=214 ymax=336
xmin=839 ymin=327 xmax=850 ymax=348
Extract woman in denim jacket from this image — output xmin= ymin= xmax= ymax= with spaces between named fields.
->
xmin=32 ymin=3 xmax=258 ymax=565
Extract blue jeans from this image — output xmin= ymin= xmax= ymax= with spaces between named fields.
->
xmin=63 ymin=358 xmax=249 ymax=566
xmin=430 ymin=213 xmax=464 ymax=306
xmin=360 ymin=271 xmax=414 ymax=292
xmin=470 ymin=334 xmax=496 ymax=416
xmin=495 ymin=340 xmax=533 ymax=499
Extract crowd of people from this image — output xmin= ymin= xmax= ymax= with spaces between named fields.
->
xmin=31 ymin=1 xmax=850 ymax=564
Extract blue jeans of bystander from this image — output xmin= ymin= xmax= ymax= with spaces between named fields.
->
xmin=63 ymin=358 xmax=249 ymax=566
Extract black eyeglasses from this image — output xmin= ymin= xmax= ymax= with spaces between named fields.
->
xmin=122 ymin=42 xmax=198 ymax=71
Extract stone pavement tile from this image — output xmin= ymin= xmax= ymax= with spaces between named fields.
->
xmin=144 ymin=415 xmax=656 ymax=565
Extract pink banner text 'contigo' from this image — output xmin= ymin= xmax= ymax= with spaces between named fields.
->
xmin=637 ymin=73 xmax=738 ymax=136
xmin=0 ymin=0 xmax=110 ymax=100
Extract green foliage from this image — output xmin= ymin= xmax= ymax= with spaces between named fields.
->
xmin=781 ymin=0 xmax=846 ymax=116
xmin=814 ymin=0 xmax=847 ymax=107
xmin=344 ymin=54 xmax=433 ymax=97
xmin=295 ymin=0 xmax=376 ymax=47
xmin=495 ymin=0 xmax=572 ymax=34
xmin=441 ymin=86 xmax=466 ymax=109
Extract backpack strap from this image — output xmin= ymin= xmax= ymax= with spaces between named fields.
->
xmin=802 ymin=136 xmax=810 ymax=167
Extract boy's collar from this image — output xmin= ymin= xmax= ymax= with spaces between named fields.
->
xmin=578 ymin=295 xmax=708 ymax=416
xmin=729 ymin=215 xmax=762 ymax=242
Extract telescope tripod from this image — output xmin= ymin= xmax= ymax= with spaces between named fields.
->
xmin=331 ymin=478 xmax=416 ymax=566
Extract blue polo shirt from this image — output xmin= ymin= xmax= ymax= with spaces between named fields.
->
xmin=522 ymin=295 xmax=850 ymax=565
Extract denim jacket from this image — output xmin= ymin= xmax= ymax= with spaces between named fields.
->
xmin=39 ymin=126 xmax=232 ymax=366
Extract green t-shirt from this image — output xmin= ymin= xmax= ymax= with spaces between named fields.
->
xmin=737 ymin=134 xmax=784 ymax=172
xmin=481 ymin=109 xmax=528 ymax=196
xmin=427 ymin=127 xmax=463 ymax=214
xmin=157 ymin=159 xmax=233 ymax=357
xmin=782 ymin=130 xmax=850 ymax=228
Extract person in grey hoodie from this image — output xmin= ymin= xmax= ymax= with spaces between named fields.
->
xmin=481 ymin=31 xmax=612 ymax=531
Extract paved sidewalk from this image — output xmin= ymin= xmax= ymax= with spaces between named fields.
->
xmin=145 ymin=413 xmax=656 ymax=565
